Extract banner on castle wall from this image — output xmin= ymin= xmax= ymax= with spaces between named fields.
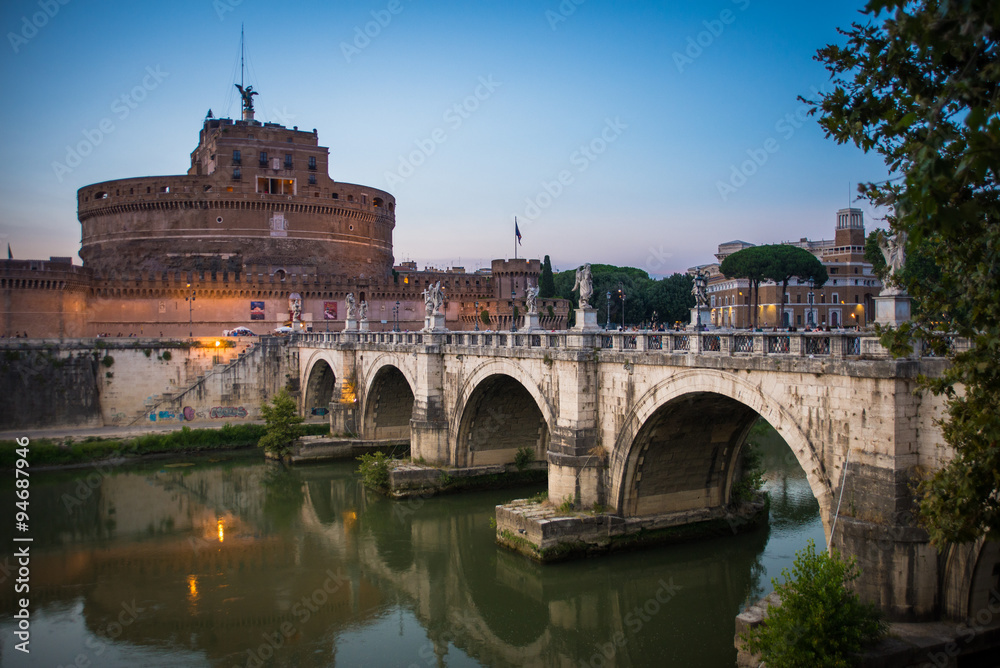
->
xmin=323 ymin=301 xmax=338 ymax=320
xmin=250 ymin=301 xmax=265 ymax=320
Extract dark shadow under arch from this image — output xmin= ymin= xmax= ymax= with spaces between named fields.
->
xmin=620 ymin=392 xmax=759 ymax=517
xmin=456 ymin=374 xmax=549 ymax=467
xmin=363 ymin=366 xmax=414 ymax=440
xmin=304 ymin=360 xmax=337 ymax=415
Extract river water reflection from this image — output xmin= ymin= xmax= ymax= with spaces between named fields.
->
xmin=1 ymin=430 xmax=822 ymax=667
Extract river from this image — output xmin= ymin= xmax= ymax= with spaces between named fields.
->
xmin=0 ymin=427 xmax=823 ymax=667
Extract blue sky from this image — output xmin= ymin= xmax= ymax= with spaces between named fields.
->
xmin=0 ymin=0 xmax=889 ymax=276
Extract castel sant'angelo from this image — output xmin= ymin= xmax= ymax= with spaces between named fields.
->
xmin=1 ymin=84 xmax=567 ymax=338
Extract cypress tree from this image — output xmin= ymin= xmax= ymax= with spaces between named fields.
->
xmin=539 ymin=255 xmax=555 ymax=298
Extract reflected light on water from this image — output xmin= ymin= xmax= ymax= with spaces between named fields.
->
xmin=343 ymin=510 xmax=358 ymax=531
xmin=187 ymin=574 xmax=199 ymax=605
xmin=217 ymin=518 xmax=224 ymax=542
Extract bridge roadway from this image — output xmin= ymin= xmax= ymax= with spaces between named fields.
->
xmin=293 ymin=327 xmax=997 ymax=623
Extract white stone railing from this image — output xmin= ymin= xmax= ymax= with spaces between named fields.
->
xmin=291 ymin=328 xmax=912 ymax=359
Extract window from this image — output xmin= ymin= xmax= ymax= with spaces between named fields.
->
xmin=308 ymin=156 xmax=316 ymax=170
xmin=259 ymin=151 xmax=267 ymax=166
xmin=830 ymin=267 xmax=839 ymax=274
xmin=284 ymin=154 xmax=293 ymax=169
xmin=233 ymin=167 xmax=241 ymax=180
xmin=796 ymin=294 xmax=802 ymax=303
xmin=232 ymin=149 xmax=241 ymax=165
xmin=308 ymin=174 xmax=316 ymax=185
xmin=256 ymin=177 xmax=296 ymax=195
xmin=855 ymin=294 xmax=860 ymax=303
xmin=373 ymin=197 xmax=383 ymax=207
xmin=347 ymin=195 xmax=354 ymax=202
xmin=331 ymin=193 xmax=339 ymax=199
xmin=821 ymin=294 xmax=826 ymax=304
xmin=832 ymin=293 xmax=839 ymax=304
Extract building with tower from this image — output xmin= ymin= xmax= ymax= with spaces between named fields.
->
xmin=1 ymin=85 xmax=567 ymax=337
xmin=694 ymin=208 xmax=881 ymax=329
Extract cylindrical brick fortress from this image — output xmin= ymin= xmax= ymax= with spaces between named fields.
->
xmin=78 ymin=118 xmax=395 ymax=279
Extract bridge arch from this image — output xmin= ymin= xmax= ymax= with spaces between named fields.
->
xmin=609 ymin=368 xmax=835 ymax=537
xmin=362 ymin=363 xmax=415 ymax=440
xmin=453 ymin=360 xmax=553 ymax=468
xmin=358 ymin=354 xmax=418 ymax=440
xmin=302 ymin=353 xmax=339 ymax=415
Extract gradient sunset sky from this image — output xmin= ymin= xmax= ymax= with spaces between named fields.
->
xmin=0 ymin=0 xmax=890 ymax=276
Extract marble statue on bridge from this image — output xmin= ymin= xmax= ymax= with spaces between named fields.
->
xmin=878 ymin=229 xmax=908 ymax=296
xmin=345 ymin=293 xmax=357 ymax=320
xmin=359 ymin=300 xmax=368 ymax=321
xmin=573 ymin=264 xmax=593 ymax=309
xmin=423 ymin=281 xmax=445 ymax=315
xmin=526 ymin=284 xmax=540 ymax=315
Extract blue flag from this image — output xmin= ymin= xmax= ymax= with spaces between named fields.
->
xmin=515 ymin=219 xmax=522 ymax=245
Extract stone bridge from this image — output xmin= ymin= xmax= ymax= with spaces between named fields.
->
xmin=293 ymin=328 xmax=997 ymax=624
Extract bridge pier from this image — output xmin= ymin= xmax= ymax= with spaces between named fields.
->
xmin=547 ymin=352 xmax=605 ymax=509
xmin=409 ymin=344 xmax=449 ymax=463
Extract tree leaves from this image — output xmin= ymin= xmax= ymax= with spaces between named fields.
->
xmin=809 ymin=0 xmax=1000 ymax=544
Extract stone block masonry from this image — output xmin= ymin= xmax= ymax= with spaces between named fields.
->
xmin=0 ymin=337 xmax=292 ymax=430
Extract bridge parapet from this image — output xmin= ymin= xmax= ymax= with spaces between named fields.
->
xmin=294 ymin=328 xmax=940 ymax=361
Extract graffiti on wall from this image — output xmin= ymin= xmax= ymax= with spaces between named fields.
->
xmin=210 ymin=406 xmax=249 ymax=419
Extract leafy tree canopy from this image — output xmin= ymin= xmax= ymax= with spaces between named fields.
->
xmin=258 ymin=388 xmax=304 ymax=457
xmin=719 ymin=244 xmax=824 ymax=328
xmin=552 ymin=263 xmax=693 ymax=327
xmin=807 ymin=0 xmax=1000 ymax=543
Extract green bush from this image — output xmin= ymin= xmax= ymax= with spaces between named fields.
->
xmin=258 ymin=389 xmax=304 ymax=457
xmin=161 ymin=351 xmax=172 ymax=361
xmin=0 ymin=422 xmax=329 ymax=469
xmin=557 ymin=496 xmax=574 ymax=514
xmin=741 ymin=539 xmax=887 ymax=668
xmin=731 ymin=443 xmax=765 ymax=503
xmin=513 ymin=446 xmax=533 ymax=471
xmin=357 ymin=451 xmax=392 ymax=491
xmin=101 ymin=354 xmax=114 ymax=367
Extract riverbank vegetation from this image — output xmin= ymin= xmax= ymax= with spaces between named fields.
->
xmin=0 ymin=422 xmax=330 ymax=469
xmin=741 ymin=539 xmax=887 ymax=667
xmin=258 ymin=388 xmax=305 ymax=458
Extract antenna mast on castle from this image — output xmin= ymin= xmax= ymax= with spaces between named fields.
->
xmin=234 ymin=24 xmax=258 ymax=122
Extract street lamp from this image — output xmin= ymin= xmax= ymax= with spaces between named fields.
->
xmin=605 ymin=291 xmax=611 ymax=329
xmin=510 ymin=286 xmax=517 ymax=332
xmin=474 ymin=300 xmax=479 ymax=331
xmin=393 ymin=301 xmax=400 ymax=332
xmin=618 ymin=282 xmax=626 ymax=330
xmin=185 ymin=283 xmax=195 ymax=337
xmin=807 ymin=279 xmax=815 ymax=329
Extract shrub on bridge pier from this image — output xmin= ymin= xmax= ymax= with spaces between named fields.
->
xmin=740 ymin=539 xmax=886 ymax=667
